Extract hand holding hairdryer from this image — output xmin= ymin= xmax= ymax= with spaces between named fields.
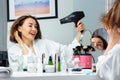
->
xmin=59 ymin=11 xmax=85 ymax=26
xmin=59 ymin=11 xmax=85 ymax=33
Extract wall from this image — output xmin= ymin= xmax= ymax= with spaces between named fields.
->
xmin=0 ymin=0 xmax=7 ymax=51
xmin=73 ymin=0 xmax=105 ymax=32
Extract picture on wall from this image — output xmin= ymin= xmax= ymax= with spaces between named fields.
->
xmin=7 ymin=0 xmax=58 ymax=21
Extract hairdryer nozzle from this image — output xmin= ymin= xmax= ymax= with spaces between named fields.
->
xmin=60 ymin=11 xmax=85 ymax=25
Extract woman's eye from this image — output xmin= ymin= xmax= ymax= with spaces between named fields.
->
xmin=27 ymin=24 xmax=32 ymax=27
xmin=29 ymin=25 xmax=32 ymax=27
xmin=27 ymin=23 xmax=37 ymax=28
xmin=34 ymin=25 xmax=38 ymax=28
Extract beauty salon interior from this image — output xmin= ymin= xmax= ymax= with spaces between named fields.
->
xmin=0 ymin=0 xmax=115 ymax=80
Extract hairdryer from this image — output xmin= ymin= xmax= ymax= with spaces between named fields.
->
xmin=59 ymin=11 xmax=85 ymax=27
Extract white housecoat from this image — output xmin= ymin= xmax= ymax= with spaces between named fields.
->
xmin=8 ymin=38 xmax=80 ymax=71
xmin=96 ymin=41 xmax=120 ymax=80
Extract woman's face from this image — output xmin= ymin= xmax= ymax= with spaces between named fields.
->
xmin=18 ymin=18 xmax=38 ymax=42
xmin=91 ymin=37 xmax=104 ymax=50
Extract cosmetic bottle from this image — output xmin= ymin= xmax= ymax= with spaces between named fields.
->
xmin=61 ymin=54 xmax=67 ymax=72
xmin=58 ymin=56 xmax=61 ymax=72
xmin=42 ymin=53 xmax=46 ymax=73
xmin=46 ymin=55 xmax=55 ymax=73
xmin=48 ymin=55 xmax=53 ymax=65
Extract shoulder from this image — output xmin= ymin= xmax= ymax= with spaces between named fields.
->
xmin=110 ymin=42 xmax=120 ymax=54
xmin=8 ymin=43 xmax=21 ymax=53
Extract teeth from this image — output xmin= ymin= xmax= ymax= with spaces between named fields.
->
xmin=31 ymin=33 xmax=34 ymax=35
xmin=30 ymin=32 xmax=36 ymax=34
xmin=30 ymin=33 xmax=36 ymax=36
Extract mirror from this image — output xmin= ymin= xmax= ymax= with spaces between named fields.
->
xmin=81 ymin=28 xmax=109 ymax=50
xmin=91 ymin=28 xmax=109 ymax=63
xmin=80 ymin=29 xmax=92 ymax=46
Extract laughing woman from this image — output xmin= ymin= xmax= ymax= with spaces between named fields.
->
xmin=8 ymin=15 xmax=84 ymax=72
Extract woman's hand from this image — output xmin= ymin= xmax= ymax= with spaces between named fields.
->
xmin=14 ymin=31 xmax=23 ymax=44
xmin=14 ymin=31 xmax=28 ymax=55
xmin=75 ymin=20 xmax=85 ymax=42
xmin=76 ymin=20 xmax=85 ymax=32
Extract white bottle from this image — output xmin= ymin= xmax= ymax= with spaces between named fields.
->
xmin=61 ymin=54 xmax=67 ymax=72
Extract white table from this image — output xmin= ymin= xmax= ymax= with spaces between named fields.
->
xmin=1 ymin=69 xmax=100 ymax=80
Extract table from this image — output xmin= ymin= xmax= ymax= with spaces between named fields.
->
xmin=1 ymin=69 xmax=100 ymax=80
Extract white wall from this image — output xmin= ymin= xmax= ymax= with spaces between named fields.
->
xmin=0 ymin=0 xmax=7 ymax=51
xmin=7 ymin=0 xmax=75 ymax=49
xmin=73 ymin=0 xmax=105 ymax=32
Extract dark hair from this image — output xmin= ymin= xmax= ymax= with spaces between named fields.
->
xmin=10 ymin=15 xmax=42 ymax=43
xmin=91 ymin=35 xmax=108 ymax=50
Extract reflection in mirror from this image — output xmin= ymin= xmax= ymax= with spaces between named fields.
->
xmin=91 ymin=28 xmax=109 ymax=50
xmin=91 ymin=28 xmax=109 ymax=63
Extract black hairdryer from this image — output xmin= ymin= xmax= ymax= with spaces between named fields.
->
xmin=59 ymin=11 xmax=85 ymax=27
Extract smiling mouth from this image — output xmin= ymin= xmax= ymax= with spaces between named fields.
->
xmin=29 ymin=32 xmax=36 ymax=37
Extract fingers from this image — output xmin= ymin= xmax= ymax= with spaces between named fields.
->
xmin=14 ymin=31 xmax=23 ymax=44
xmin=77 ymin=20 xmax=83 ymax=27
xmin=14 ymin=31 xmax=19 ymax=38
xmin=76 ymin=22 xmax=85 ymax=32
xmin=14 ymin=31 xmax=28 ymax=55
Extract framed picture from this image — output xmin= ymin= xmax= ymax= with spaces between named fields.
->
xmin=7 ymin=0 xmax=58 ymax=21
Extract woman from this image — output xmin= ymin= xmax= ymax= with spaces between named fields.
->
xmin=96 ymin=0 xmax=120 ymax=80
xmin=8 ymin=15 xmax=84 ymax=72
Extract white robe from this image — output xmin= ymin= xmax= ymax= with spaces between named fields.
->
xmin=96 ymin=42 xmax=120 ymax=80
xmin=8 ymin=38 xmax=80 ymax=71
